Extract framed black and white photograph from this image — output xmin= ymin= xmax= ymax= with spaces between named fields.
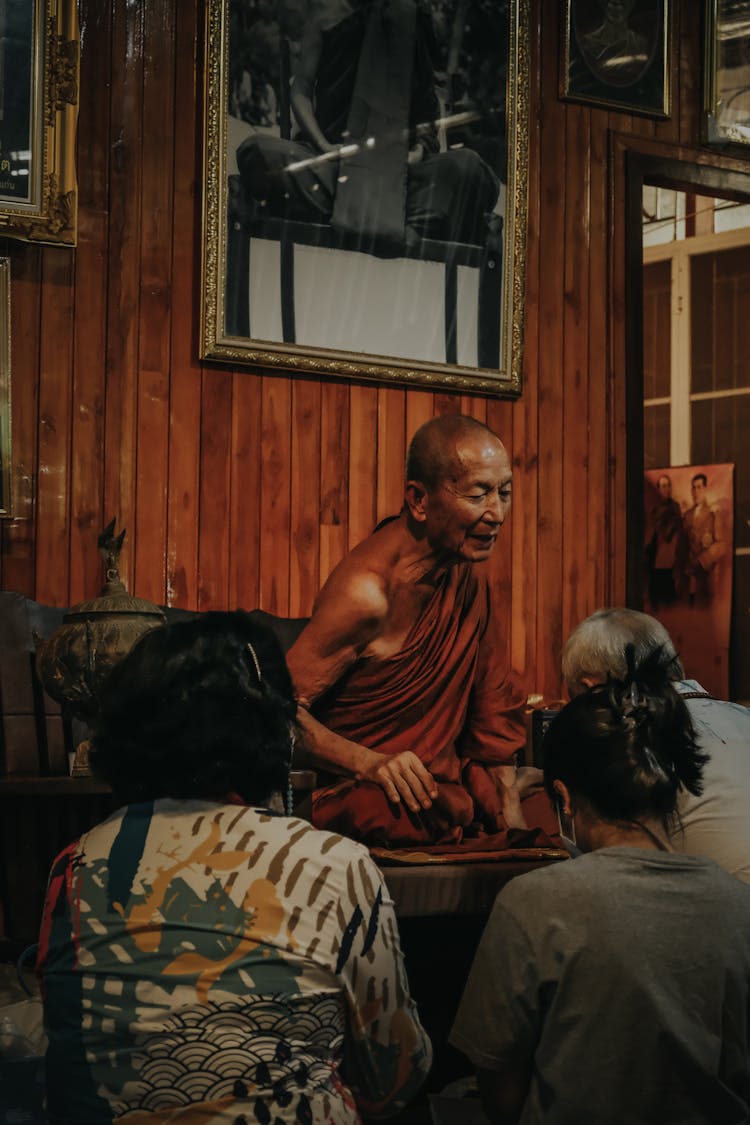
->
xmin=0 ymin=0 xmax=79 ymax=246
xmin=0 ymin=258 xmax=12 ymax=518
xmin=704 ymin=0 xmax=750 ymax=146
xmin=561 ymin=0 xmax=670 ymax=117
xmin=201 ymin=0 xmax=530 ymax=396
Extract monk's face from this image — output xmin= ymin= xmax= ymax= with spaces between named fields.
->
xmin=424 ymin=434 xmax=512 ymax=562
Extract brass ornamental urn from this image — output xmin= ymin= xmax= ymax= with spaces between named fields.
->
xmin=35 ymin=520 xmax=166 ymax=732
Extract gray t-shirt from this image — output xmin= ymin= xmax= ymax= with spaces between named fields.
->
xmin=673 ymin=682 xmax=750 ymax=883
xmin=451 ymin=849 xmax=750 ymax=1125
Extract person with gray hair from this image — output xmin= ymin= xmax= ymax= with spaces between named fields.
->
xmin=451 ymin=650 xmax=750 ymax=1124
xmin=562 ymin=607 xmax=750 ymax=883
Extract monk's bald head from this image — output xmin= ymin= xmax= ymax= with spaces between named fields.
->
xmin=406 ymin=415 xmax=506 ymax=489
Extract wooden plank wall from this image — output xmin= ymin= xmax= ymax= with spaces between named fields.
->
xmin=0 ymin=1 xmax=740 ymax=700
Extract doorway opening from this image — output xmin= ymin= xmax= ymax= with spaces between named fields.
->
xmin=626 ymin=155 xmax=750 ymax=702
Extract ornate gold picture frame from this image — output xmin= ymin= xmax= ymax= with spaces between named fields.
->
xmin=0 ymin=0 xmax=79 ymax=246
xmin=201 ymin=0 xmax=529 ymax=396
xmin=0 ymin=259 xmax=12 ymax=517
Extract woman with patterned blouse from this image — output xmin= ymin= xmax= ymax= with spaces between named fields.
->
xmin=37 ymin=612 xmax=431 ymax=1125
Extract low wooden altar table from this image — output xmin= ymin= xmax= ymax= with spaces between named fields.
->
xmin=378 ymin=850 xmax=566 ymax=917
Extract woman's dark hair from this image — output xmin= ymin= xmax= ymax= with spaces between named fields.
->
xmin=543 ymin=645 xmax=707 ymax=824
xmin=89 ymin=611 xmax=297 ymax=805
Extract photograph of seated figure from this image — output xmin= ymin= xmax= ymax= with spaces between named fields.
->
xmin=286 ymin=413 xmax=560 ymax=851
xmin=36 ymin=612 xmax=431 ymax=1124
xmin=234 ymin=0 xmax=503 ymax=257
xmin=450 ymin=647 xmax=750 ymax=1124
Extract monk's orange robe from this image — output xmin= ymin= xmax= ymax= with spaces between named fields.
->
xmin=311 ymin=563 xmax=558 ymax=848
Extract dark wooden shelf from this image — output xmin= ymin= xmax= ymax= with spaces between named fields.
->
xmin=0 ymin=776 xmax=112 ymax=795
xmin=0 ymin=771 xmax=317 ymax=797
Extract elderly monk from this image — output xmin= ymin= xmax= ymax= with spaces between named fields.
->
xmin=288 ymin=415 xmax=555 ymax=848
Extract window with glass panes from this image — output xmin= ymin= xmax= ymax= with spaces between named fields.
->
xmin=643 ymin=201 xmax=750 ymax=702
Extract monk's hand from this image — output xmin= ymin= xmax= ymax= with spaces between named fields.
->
xmin=357 ymin=750 xmax=438 ymax=813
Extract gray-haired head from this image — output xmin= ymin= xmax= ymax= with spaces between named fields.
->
xmin=562 ymin=608 xmax=684 ymax=696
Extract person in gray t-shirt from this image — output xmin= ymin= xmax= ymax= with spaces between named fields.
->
xmin=562 ymin=607 xmax=750 ymax=883
xmin=451 ymin=648 xmax=750 ymax=1125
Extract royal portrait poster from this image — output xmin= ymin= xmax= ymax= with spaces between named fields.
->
xmin=644 ymin=464 xmax=734 ymax=698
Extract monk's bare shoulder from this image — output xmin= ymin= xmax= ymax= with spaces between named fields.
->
xmin=310 ymin=523 xmax=405 ymax=632
xmin=287 ymin=523 xmax=405 ymax=702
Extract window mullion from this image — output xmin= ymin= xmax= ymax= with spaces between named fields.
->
xmin=670 ymin=247 xmax=691 ymax=465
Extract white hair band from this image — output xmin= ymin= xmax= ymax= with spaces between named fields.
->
xmin=246 ymin=642 xmax=262 ymax=684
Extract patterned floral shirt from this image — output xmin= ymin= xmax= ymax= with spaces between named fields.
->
xmin=37 ymin=800 xmax=432 ymax=1124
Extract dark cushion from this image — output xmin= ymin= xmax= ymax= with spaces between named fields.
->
xmin=247 ymin=609 xmax=308 ymax=653
xmin=160 ymin=606 xmax=308 ymax=654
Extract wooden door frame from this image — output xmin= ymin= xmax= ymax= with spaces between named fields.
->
xmin=609 ymin=134 xmax=750 ymax=606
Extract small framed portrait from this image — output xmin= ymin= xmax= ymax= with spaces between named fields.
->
xmin=201 ymin=0 xmax=531 ymax=396
xmin=0 ymin=0 xmax=79 ymax=246
xmin=704 ymin=0 xmax=750 ymax=146
xmin=561 ymin=0 xmax=670 ymax=117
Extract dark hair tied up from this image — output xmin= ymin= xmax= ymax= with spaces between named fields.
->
xmin=543 ymin=645 xmax=708 ymax=824
xmin=246 ymin=641 xmax=263 ymax=687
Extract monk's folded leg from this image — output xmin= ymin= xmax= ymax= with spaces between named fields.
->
xmin=312 ymin=778 xmax=472 ymax=847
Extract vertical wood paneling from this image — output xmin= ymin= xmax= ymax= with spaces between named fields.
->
xmin=376 ymin=388 xmax=406 ymax=524
xmin=133 ymin=0 xmax=176 ymax=604
xmin=35 ymin=251 xmax=75 ymax=604
xmin=68 ymin=0 xmax=111 ymax=603
xmin=70 ymin=223 xmax=107 ymax=604
xmin=0 ymin=0 xmax=738 ymax=706
xmin=608 ymin=107 xmax=655 ymax=144
xmin=677 ymin=2 xmax=701 ymax=146
xmin=229 ymin=372 xmax=261 ymax=611
xmin=486 ymin=398 xmax=515 ymax=671
xmin=609 ymin=134 xmax=630 ymax=606
xmin=259 ymin=377 xmax=292 ymax=614
xmin=77 ymin=0 xmax=112 ymax=209
xmin=404 ymin=389 xmax=433 ymax=453
xmin=197 ymin=370 xmax=232 ymax=609
xmin=508 ymin=3 xmax=541 ymax=687
xmin=460 ymin=396 xmax=487 ymax=422
xmin=486 ymin=402 xmax=514 ymax=465
xmin=166 ymin=364 xmax=201 ymax=608
xmin=319 ymin=382 xmax=350 ymax=589
xmin=561 ymin=105 xmax=591 ymax=648
xmin=348 ymin=385 xmax=378 ymax=549
xmin=166 ymin=0 xmax=201 ymax=609
xmin=587 ymin=98 xmax=609 ymax=613
xmin=290 ymin=380 xmax=321 ymax=616
xmin=433 ymin=392 xmax=462 ymax=416
xmin=1 ymin=244 xmax=41 ymax=595
xmin=535 ymin=1 xmax=566 ymax=697
xmin=103 ymin=0 xmax=144 ymax=591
